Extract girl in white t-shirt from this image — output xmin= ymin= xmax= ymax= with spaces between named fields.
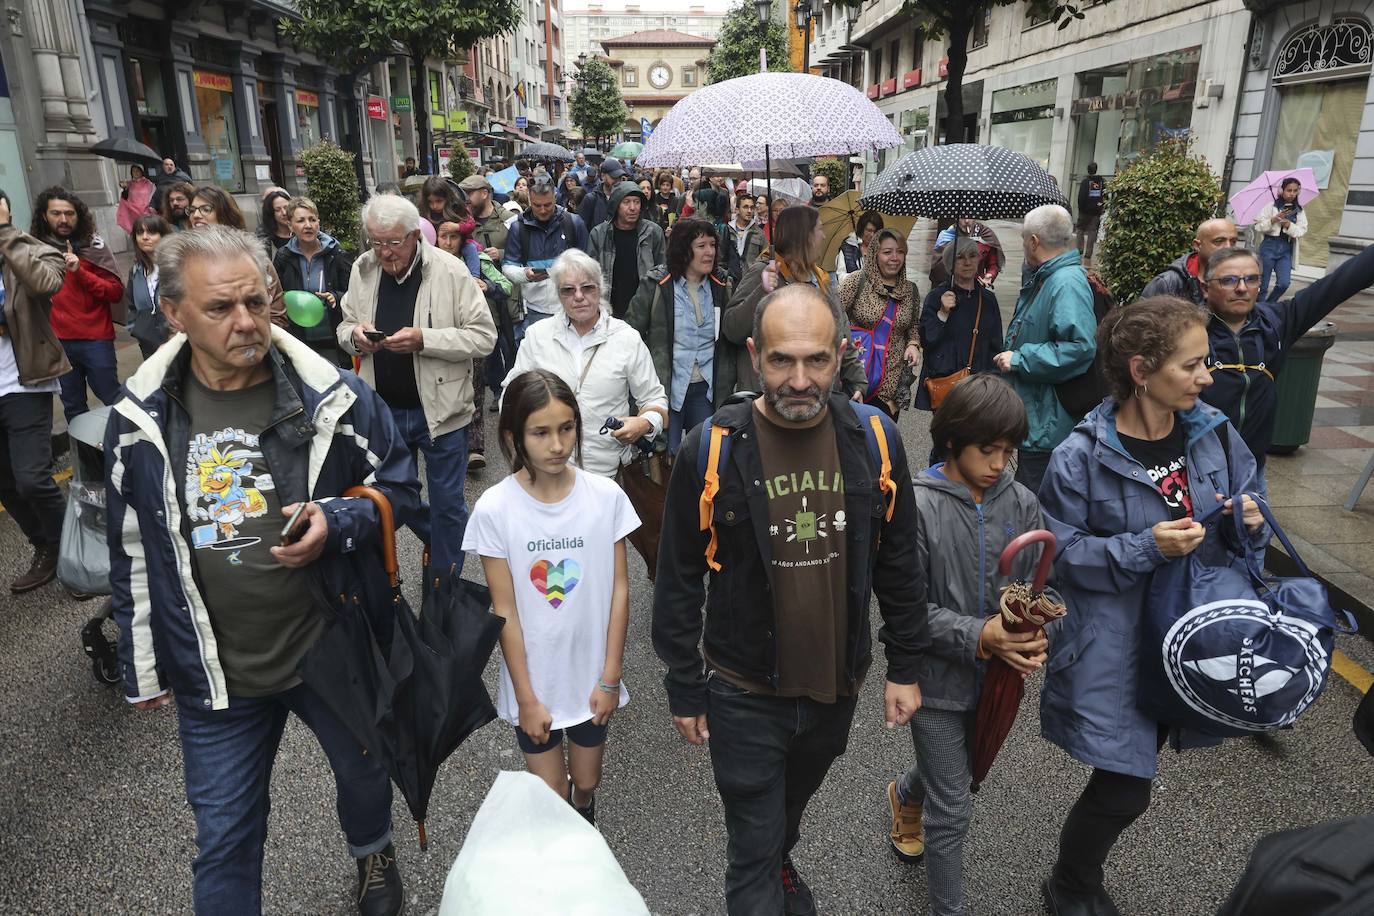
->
xmin=462 ymin=369 xmax=639 ymax=825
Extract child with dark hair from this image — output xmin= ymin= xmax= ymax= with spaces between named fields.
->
xmin=462 ymin=369 xmax=640 ymax=826
xmin=885 ymin=373 xmax=1057 ymax=916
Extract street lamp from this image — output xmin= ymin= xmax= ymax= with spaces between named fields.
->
xmin=754 ymin=0 xmax=771 ymax=26
xmin=794 ymin=0 xmax=813 ymax=75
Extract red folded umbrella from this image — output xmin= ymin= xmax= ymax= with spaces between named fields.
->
xmin=970 ymin=529 xmax=1066 ymax=791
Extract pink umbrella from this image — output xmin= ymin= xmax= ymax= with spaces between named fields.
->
xmin=1229 ymin=168 xmax=1319 ymax=226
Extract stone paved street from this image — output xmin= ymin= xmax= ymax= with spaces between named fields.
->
xmin=2 ymin=396 xmax=1372 ymax=915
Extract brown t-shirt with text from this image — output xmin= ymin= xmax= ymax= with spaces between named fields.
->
xmin=735 ymin=403 xmax=850 ymax=703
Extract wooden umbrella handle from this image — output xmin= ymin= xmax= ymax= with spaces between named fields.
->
xmin=998 ymin=529 xmax=1057 ymax=594
xmin=344 ymin=485 xmax=398 ymax=588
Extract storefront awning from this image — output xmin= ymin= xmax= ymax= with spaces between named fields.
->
xmin=491 ymin=122 xmax=540 ymax=143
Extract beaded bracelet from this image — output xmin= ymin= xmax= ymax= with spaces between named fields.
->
xmin=597 ymin=679 xmax=621 ymax=693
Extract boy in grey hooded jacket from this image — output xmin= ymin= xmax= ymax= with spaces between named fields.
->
xmin=886 ymin=375 xmax=1061 ymax=916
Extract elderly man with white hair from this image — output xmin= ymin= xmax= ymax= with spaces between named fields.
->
xmin=502 ymin=248 xmax=667 ymax=477
xmin=992 ymin=203 xmax=1096 ymax=492
xmin=338 ymin=193 xmax=496 ymax=573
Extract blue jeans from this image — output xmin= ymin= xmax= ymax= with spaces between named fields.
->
xmin=390 ymin=406 xmax=469 ymax=575
xmin=57 ymin=338 xmax=120 ymax=422
xmin=668 ymin=379 xmax=714 ymax=454
xmin=176 ymin=684 xmax=393 ymax=915
xmin=1258 ymin=235 xmax=1293 ymax=302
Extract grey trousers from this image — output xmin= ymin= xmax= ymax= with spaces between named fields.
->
xmin=898 ymin=707 xmax=976 ymax=916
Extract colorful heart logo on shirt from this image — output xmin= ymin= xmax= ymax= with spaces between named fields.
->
xmin=529 ymin=558 xmax=582 ymax=609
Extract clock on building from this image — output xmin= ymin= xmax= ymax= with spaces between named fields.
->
xmin=648 ymin=64 xmax=672 ymax=89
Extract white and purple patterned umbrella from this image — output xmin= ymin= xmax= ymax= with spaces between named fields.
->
xmin=638 ymin=72 xmax=902 ymax=168
xmin=859 ymin=144 xmax=1069 ymax=220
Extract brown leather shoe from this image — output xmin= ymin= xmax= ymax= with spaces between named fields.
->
xmin=11 ymin=544 xmax=58 ymax=594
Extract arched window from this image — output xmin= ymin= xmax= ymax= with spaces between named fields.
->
xmin=1274 ymin=18 xmax=1373 ymax=80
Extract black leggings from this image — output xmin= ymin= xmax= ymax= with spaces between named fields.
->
xmin=1054 ymin=727 xmax=1168 ymax=895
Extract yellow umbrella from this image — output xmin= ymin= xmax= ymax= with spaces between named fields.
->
xmin=817 ymin=191 xmax=916 ymax=273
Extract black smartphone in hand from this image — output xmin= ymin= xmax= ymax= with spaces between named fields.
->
xmin=363 ymin=329 xmax=387 ymax=342
xmin=280 ymin=502 xmax=309 ymax=546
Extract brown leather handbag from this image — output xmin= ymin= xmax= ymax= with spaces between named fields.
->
xmin=924 ymin=291 xmax=982 ymax=409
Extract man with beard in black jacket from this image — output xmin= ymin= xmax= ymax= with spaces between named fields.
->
xmin=653 ymin=284 xmax=928 ymax=916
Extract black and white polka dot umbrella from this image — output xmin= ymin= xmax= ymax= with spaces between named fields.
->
xmin=859 ymin=144 xmax=1068 ymax=220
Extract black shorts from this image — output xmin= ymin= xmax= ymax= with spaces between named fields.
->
xmin=514 ymin=717 xmax=609 ymax=755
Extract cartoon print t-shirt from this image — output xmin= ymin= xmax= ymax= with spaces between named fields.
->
xmin=463 ymin=468 xmax=640 ymax=729
xmin=748 ymin=403 xmax=850 ymax=703
xmin=182 ymin=375 xmax=322 ymax=697
xmin=1119 ymin=423 xmax=1193 ymax=521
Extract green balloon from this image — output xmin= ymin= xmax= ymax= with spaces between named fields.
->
xmin=284 ymin=289 xmax=325 ymax=328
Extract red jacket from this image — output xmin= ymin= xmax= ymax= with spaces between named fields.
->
xmin=50 ymin=241 xmax=124 ymax=341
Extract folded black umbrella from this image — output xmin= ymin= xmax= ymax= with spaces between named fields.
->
xmin=300 ymin=486 xmax=502 ymax=849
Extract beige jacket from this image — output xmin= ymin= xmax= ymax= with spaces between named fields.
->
xmin=338 ymin=245 xmax=497 ymax=438
xmin=1 ymin=224 xmax=70 ymax=385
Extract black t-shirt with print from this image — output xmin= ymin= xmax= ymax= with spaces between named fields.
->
xmin=1119 ymin=422 xmax=1193 ymax=520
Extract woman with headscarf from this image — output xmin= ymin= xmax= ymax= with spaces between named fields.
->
xmin=839 ymin=228 xmax=920 ymax=418
xmin=914 ymin=236 xmax=1004 ymax=416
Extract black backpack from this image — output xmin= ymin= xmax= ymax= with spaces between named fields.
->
xmin=1053 ymin=269 xmax=1116 ymax=420
xmin=1216 ymin=816 xmax=1374 ymax=916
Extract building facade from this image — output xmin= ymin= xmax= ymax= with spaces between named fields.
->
xmin=598 ymin=29 xmax=716 ymax=136
xmin=1231 ymin=0 xmax=1374 ymax=276
xmin=828 ymin=0 xmax=1250 ymax=201
xmin=565 ymin=3 xmax=725 ymax=69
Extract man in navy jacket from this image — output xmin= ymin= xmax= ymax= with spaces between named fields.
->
xmin=105 ymin=226 xmax=420 ymax=916
xmin=1199 ymin=243 xmax=1374 ymax=467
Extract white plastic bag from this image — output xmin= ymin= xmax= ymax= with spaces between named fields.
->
xmin=439 ymin=770 xmax=650 ymax=915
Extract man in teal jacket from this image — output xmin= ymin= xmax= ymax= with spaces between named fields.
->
xmin=994 ymin=204 xmax=1096 ymax=492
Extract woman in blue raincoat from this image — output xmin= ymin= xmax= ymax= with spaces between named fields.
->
xmin=1037 ymin=296 xmax=1269 ymax=915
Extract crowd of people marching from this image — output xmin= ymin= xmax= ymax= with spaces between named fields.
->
xmin=1 ymin=149 xmax=1372 ymax=916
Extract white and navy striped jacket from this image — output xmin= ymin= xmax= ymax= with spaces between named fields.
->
xmin=105 ymin=328 xmax=421 ymax=710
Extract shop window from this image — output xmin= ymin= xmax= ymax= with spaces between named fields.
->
xmin=194 ymin=70 xmax=243 ymax=192
xmin=128 ymin=57 xmax=171 ymax=156
xmin=1069 ymin=48 xmax=1199 ymax=190
xmin=623 ymin=67 xmax=638 ymax=87
xmin=1271 ymin=79 xmax=1365 ymax=270
xmin=296 ymin=89 xmax=322 ymax=148
xmin=989 ymin=79 xmax=1056 ymax=168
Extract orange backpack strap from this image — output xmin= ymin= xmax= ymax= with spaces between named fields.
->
xmin=697 ymin=424 xmax=732 ymax=572
xmin=856 ymin=407 xmax=897 ymax=522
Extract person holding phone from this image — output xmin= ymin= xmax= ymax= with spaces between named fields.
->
xmin=502 ymin=176 xmax=590 ymax=335
xmin=339 ymin=194 xmax=497 ymax=575
xmin=273 ymin=197 xmax=353 ymax=368
xmin=1254 ymin=177 xmax=1308 ymax=302
xmin=105 ymin=225 xmax=422 ymax=915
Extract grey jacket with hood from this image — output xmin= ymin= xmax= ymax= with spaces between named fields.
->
xmin=587 ymin=182 xmax=667 ymax=292
xmin=913 ymin=465 xmax=1059 ymax=711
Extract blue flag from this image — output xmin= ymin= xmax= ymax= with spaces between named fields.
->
xmin=489 ymin=165 xmax=520 ymax=195
xmin=640 ymin=117 xmax=654 ymax=139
